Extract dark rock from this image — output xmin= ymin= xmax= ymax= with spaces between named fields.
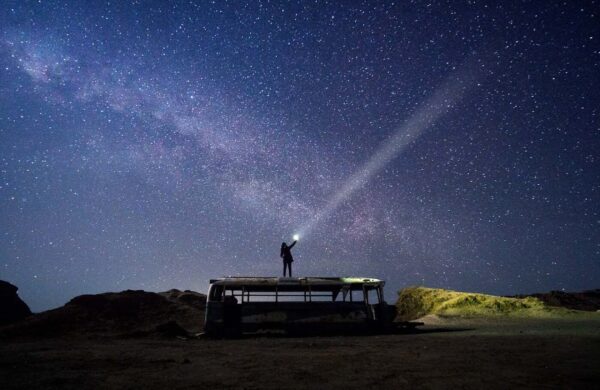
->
xmin=155 ymin=320 xmax=189 ymax=338
xmin=0 ymin=280 xmax=32 ymax=326
xmin=159 ymin=289 xmax=206 ymax=310
xmin=512 ymin=289 xmax=600 ymax=312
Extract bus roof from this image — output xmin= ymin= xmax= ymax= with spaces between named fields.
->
xmin=208 ymin=276 xmax=384 ymax=287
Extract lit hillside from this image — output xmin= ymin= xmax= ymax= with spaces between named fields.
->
xmin=395 ymin=286 xmax=593 ymax=321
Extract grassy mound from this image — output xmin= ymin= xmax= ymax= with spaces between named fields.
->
xmin=395 ymin=286 xmax=587 ymax=321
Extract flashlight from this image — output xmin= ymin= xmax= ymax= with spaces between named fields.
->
xmin=293 ymin=234 xmax=300 ymax=241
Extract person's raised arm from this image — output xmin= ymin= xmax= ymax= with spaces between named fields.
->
xmin=289 ymin=240 xmax=297 ymax=249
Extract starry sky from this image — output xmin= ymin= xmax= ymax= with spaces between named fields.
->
xmin=1 ymin=1 xmax=599 ymax=312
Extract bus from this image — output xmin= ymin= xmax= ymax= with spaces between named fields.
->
xmin=204 ymin=276 xmax=395 ymax=337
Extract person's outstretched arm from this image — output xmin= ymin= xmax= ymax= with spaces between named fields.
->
xmin=289 ymin=240 xmax=297 ymax=249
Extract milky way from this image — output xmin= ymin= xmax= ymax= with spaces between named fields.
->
xmin=1 ymin=1 xmax=598 ymax=311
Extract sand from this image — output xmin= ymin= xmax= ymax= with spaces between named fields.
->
xmin=1 ymin=316 xmax=598 ymax=389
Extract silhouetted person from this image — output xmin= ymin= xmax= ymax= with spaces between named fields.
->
xmin=280 ymin=240 xmax=297 ymax=277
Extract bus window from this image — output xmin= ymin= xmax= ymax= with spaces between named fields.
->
xmin=209 ymin=285 xmax=224 ymax=302
xmin=240 ymin=289 xmax=307 ymax=302
xmin=366 ymin=288 xmax=379 ymax=304
xmin=309 ymin=292 xmax=334 ymax=302
xmin=275 ymin=291 xmax=307 ymax=302
xmin=224 ymin=288 xmax=241 ymax=303
xmin=246 ymin=291 xmax=278 ymax=302
xmin=350 ymin=289 xmax=364 ymax=302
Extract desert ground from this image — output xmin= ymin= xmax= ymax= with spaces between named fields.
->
xmin=1 ymin=316 xmax=599 ymax=389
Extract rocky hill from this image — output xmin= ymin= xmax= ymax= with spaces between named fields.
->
xmin=0 ymin=280 xmax=32 ymax=326
xmin=0 ymin=289 xmax=206 ymax=339
xmin=512 ymin=289 xmax=600 ymax=312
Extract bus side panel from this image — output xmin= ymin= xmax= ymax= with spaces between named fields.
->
xmin=239 ymin=302 xmax=370 ymax=333
xmin=204 ymin=302 xmax=224 ymax=334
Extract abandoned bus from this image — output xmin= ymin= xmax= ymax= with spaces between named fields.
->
xmin=204 ymin=277 xmax=393 ymax=336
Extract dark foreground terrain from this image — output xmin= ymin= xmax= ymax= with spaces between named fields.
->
xmin=1 ymin=317 xmax=599 ymax=389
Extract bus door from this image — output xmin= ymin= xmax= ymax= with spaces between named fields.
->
xmin=223 ymin=287 xmax=241 ymax=334
xmin=364 ymin=286 xmax=382 ymax=321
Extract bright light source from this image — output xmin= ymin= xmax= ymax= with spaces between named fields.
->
xmin=293 ymin=234 xmax=300 ymax=241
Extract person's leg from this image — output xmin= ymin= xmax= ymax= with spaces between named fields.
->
xmin=289 ymin=262 xmax=292 ymax=277
xmin=283 ymin=262 xmax=286 ymax=277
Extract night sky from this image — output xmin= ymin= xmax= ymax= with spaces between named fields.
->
xmin=1 ymin=1 xmax=599 ymax=312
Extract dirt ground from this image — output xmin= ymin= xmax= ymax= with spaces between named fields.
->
xmin=1 ymin=317 xmax=599 ymax=389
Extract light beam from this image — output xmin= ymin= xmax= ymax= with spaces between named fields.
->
xmin=297 ymin=61 xmax=483 ymax=237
